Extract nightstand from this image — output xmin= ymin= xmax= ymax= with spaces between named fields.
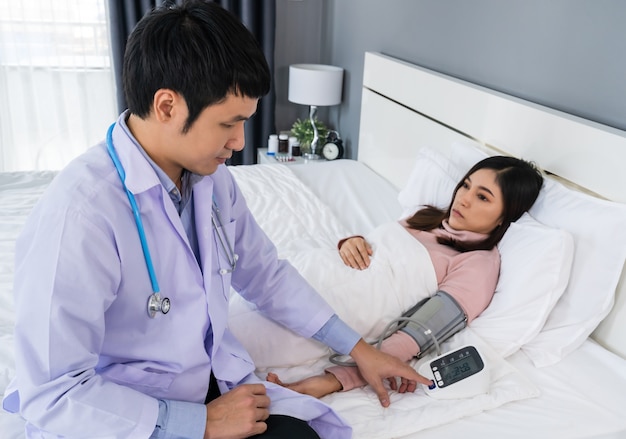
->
xmin=257 ymin=148 xmax=322 ymax=165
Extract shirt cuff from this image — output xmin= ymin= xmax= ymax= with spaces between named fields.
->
xmin=312 ymin=314 xmax=361 ymax=355
xmin=151 ymin=399 xmax=206 ymax=439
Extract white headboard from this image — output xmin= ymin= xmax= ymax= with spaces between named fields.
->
xmin=357 ymin=51 xmax=626 ymax=359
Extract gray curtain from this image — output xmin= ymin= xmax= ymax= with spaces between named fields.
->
xmin=107 ymin=0 xmax=276 ymax=165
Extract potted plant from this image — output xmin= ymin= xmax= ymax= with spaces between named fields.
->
xmin=290 ymin=118 xmax=329 ymax=155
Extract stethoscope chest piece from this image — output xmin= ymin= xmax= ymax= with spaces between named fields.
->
xmin=147 ymin=293 xmax=171 ymax=318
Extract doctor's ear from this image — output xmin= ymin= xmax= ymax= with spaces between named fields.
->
xmin=153 ymin=88 xmax=184 ymax=123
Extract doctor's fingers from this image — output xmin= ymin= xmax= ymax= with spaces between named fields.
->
xmin=205 ymin=385 xmax=270 ymax=438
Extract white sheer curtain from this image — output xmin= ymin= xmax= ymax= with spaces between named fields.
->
xmin=0 ymin=0 xmax=117 ymax=172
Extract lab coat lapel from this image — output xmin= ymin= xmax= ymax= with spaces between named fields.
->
xmin=193 ymin=180 xmax=216 ymax=279
xmin=159 ymin=188 xmax=191 ymax=246
xmin=193 ymin=179 xmax=228 ymax=352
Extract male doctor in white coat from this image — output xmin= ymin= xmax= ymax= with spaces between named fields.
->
xmin=3 ymin=1 xmax=431 ymax=438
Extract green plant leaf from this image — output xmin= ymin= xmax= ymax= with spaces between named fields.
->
xmin=290 ymin=118 xmax=329 ymax=152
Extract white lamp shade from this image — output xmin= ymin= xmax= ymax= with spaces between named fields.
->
xmin=288 ymin=64 xmax=344 ymax=106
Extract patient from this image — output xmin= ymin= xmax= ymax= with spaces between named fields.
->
xmin=268 ymin=155 xmax=544 ymax=398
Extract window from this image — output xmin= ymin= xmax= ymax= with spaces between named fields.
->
xmin=0 ymin=0 xmax=117 ymax=171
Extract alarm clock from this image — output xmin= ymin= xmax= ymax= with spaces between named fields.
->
xmin=321 ymin=130 xmax=344 ymax=161
xmin=418 ymin=345 xmax=490 ymax=400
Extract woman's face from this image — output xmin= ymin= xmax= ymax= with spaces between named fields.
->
xmin=448 ymin=169 xmax=504 ymax=234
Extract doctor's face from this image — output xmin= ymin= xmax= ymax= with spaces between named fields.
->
xmin=166 ymin=92 xmax=259 ymax=176
xmin=448 ymin=169 xmax=504 ymax=234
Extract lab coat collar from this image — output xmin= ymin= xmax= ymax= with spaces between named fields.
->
xmin=110 ymin=112 xmax=162 ymax=195
xmin=109 ymin=113 xmax=195 ymax=257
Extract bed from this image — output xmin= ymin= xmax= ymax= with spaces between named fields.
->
xmin=2 ymin=51 xmax=626 ymax=438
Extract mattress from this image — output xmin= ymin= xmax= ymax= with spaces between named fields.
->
xmin=1 ymin=161 xmax=626 ymax=438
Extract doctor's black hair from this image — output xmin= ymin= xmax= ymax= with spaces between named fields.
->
xmin=122 ymin=0 xmax=270 ymax=133
xmin=406 ymin=155 xmax=544 ymax=252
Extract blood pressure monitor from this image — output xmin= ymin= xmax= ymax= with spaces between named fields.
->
xmin=418 ymin=345 xmax=490 ymax=399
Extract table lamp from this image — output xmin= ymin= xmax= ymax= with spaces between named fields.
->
xmin=288 ymin=64 xmax=344 ymax=159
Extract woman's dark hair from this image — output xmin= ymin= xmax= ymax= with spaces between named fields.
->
xmin=406 ymin=155 xmax=544 ymax=251
xmin=123 ymin=0 xmax=271 ymax=133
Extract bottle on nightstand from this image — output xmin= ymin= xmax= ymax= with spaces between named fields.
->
xmin=291 ymin=139 xmax=301 ymax=157
xmin=268 ymin=134 xmax=278 ymax=155
xmin=278 ymin=134 xmax=289 ymax=154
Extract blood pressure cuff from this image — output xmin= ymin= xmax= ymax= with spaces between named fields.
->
xmin=398 ymin=290 xmax=467 ymax=357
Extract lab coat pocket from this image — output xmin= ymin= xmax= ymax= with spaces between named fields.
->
xmin=212 ymin=331 xmax=256 ymax=386
xmin=100 ymin=363 xmax=176 ymax=394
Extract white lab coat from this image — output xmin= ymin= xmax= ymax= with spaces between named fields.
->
xmin=3 ymin=119 xmax=352 ymax=438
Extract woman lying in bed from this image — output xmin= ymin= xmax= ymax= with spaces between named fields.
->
xmin=268 ymin=155 xmax=543 ymax=398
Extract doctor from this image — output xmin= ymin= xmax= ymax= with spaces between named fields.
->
xmin=3 ymin=1 xmax=430 ymax=438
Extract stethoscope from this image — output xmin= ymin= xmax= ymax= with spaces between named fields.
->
xmin=105 ymin=123 xmax=237 ymax=318
xmin=211 ymin=199 xmax=239 ymax=275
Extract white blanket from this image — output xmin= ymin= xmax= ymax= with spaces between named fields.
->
xmin=227 ymin=164 xmax=541 ymax=438
xmin=229 ymin=221 xmax=438 ymax=371
xmin=322 ymin=328 xmax=540 ymax=439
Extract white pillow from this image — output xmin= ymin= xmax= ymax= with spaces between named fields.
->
xmin=448 ymin=141 xmax=626 ymax=367
xmin=398 ymin=146 xmax=574 ymax=358
xmin=472 ymin=214 xmax=573 ymax=356
xmin=398 ymin=146 xmax=455 ymax=218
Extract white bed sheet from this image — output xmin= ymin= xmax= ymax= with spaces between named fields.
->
xmin=0 ymin=171 xmax=58 ymax=439
xmin=2 ymin=163 xmax=626 ymax=439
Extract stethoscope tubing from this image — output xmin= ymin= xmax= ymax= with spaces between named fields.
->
xmin=106 ymin=123 xmax=160 ymax=295
xmin=211 ymin=198 xmax=238 ymax=274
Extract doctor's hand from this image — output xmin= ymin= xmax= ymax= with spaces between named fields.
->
xmin=339 ymin=236 xmax=373 ymax=270
xmin=349 ymin=339 xmax=432 ymax=407
xmin=204 ymin=384 xmax=270 ymax=439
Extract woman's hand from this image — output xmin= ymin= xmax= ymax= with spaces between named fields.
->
xmin=339 ymin=236 xmax=373 ymax=270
